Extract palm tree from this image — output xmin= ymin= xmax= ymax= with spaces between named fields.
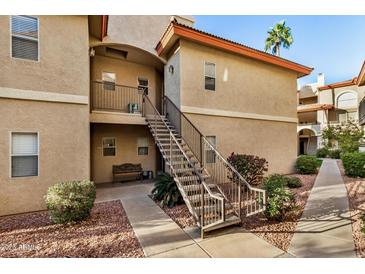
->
xmin=265 ymin=20 xmax=293 ymax=56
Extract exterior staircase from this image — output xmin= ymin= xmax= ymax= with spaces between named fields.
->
xmin=143 ymin=94 xmax=266 ymax=236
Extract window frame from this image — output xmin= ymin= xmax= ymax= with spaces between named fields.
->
xmin=102 ymin=137 xmax=116 ymax=157
xmin=137 ymin=77 xmax=149 ymax=95
xmin=205 ymin=135 xmax=217 ymax=164
xmin=10 ymin=131 xmax=40 ymax=178
xmin=102 ymin=72 xmax=116 ymax=91
xmin=204 ymin=61 xmax=216 ymax=92
xmin=137 ymin=137 xmax=149 ymax=156
xmin=10 ymin=15 xmax=40 ymax=62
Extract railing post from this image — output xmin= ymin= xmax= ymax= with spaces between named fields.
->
xmin=200 ymin=136 xmax=204 ymax=167
xmin=238 ymin=179 xmax=242 ymax=220
xmin=200 ymin=182 xmax=205 ymax=228
xmin=169 ymin=134 xmax=172 ymax=174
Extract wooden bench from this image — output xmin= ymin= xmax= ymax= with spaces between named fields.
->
xmin=112 ymin=163 xmax=143 ymax=183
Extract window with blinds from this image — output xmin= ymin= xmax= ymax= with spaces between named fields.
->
xmin=137 ymin=137 xmax=149 ymax=155
xmin=138 ymin=78 xmax=149 ymax=95
xmin=102 ymin=137 xmax=116 ymax=156
xmin=102 ymin=72 xmax=116 ymax=91
xmin=204 ymin=62 xmax=216 ymax=91
xmin=205 ymin=136 xmax=216 ymax=164
xmin=11 ymin=133 xmax=39 ymax=177
xmin=11 ymin=15 xmax=39 ymax=61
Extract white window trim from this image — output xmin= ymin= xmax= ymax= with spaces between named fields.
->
xmin=204 ymin=61 xmax=216 ymax=92
xmin=10 ymin=15 xmax=40 ymax=62
xmin=137 ymin=77 xmax=149 ymax=94
xmin=137 ymin=137 xmax=149 ymax=156
xmin=9 ymin=131 xmax=40 ymax=178
xmin=102 ymin=137 xmax=117 ymax=157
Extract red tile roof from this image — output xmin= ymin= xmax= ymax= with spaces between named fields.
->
xmin=156 ymin=21 xmax=313 ymax=78
xmin=318 ymin=77 xmax=358 ymax=91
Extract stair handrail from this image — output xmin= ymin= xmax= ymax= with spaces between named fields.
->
xmin=202 ymin=136 xmax=266 ymax=197
xmin=143 ymin=94 xmax=225 ymax=225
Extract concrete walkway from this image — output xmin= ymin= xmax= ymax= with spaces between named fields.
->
xmin=96 ymin=181 xmax=286 ymax=258
xmin=288 ymin=159 xmax=357 ymax=258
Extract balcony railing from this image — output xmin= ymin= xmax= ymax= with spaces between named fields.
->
xmin=90 ymin=81 xmax=144 ymax=114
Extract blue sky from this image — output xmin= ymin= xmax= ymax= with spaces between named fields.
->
xmin=194 ymin=16 xmax=365 ymax=87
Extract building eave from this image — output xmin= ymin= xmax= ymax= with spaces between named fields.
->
xmin=156 ymin=22 xmax=313 ymax=78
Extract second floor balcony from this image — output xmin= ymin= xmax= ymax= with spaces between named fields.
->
xmin=90 ymin=81 xmax=147 ymax=125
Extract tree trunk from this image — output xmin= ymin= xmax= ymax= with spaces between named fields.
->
xmin=276 ymin=43 xmax=280 ymax=56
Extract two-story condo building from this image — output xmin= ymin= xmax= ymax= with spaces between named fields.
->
xmin=0 ymin=15 xmax=312 ymax=231
xmin=297 ymin=62 xmax=365 ymax=155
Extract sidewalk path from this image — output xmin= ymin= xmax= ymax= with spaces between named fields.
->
xmin=288 ymin=159 xmax=356 ymax=258
xmin=96 ymin=181 xmax=286 ymax=258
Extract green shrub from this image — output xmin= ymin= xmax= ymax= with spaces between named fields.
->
xmin=263 ymin=174 xmax=286 ymax=193
xmin=329 ymin=149 xmax=341 ymax=159
xmin=284 ymin=176 xmax=303 ymax=188
xmin=341 ymin=152 xmax=365 ymax=177
xmin=45 ymin=180 xmax=96 ymax=224
xmin=316 ymin=147 xmax=328 ymax=158
xmin=151 ymin=173 xmax=183 ymax=207
xmin=263 ymin=174 xmax=295 ymax=221
xmin=295 ymin=155 xmax=318 ymax=174
xmin=227 ymin=153 xmax=268 ymax=185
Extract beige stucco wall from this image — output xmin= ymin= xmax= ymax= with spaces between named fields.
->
xmin=171 ymin=39 xmax=299 ymax=174
xmin=0 ymin=99 xmax=90 ymax=216
xmin=179 ymin=40 xmax=298 ymax=118
xmin=91 ymin=54 xmax=163 ymax=110
xmin=91 ymin=124 xmax=158 ymax=183
xmin=0 ymin=16 xmax=90 ymax=216
xmin=0 ymin=16 xmax=89 ymax=96
xmin=187 ymin=113 xmax=297 ymax=174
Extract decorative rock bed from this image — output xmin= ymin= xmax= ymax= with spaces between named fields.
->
xmin=0 ymin=200 xmax=144 ymax=258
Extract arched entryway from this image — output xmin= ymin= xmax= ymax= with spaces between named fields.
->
xmin=298 ymin=128 xmax=318 ymax=155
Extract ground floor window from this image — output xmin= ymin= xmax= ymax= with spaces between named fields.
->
xmin=11 ymin=132 xmax=39 ymax=177
xmin=137 ymin=137 xmax=148 ymax=155
xmin=102 ymin=137 xmax=116 ymax=156
xmin=205 ymin=136 xmax=216 ymax=164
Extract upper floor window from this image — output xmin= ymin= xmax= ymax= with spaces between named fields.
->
xmin=138 ymin=78 xmax=149 ymax=95
xmin=102 ymin=72 xmax=116 ymax=91
xmin=204 ymin=62 xmax=216 ymax=91
xmin=11 ymin=132 xmax=39 ymax=177
xmin=337 ymin=92 xmax=357 ymax=109
xmin=11 ymin=15 xmax=39 ymax=61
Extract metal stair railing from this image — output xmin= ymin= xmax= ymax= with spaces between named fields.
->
xmin=164 ymin=95 xmax=266 ymax=218
xmin=143 ymin=94 xmax=225 ymax=229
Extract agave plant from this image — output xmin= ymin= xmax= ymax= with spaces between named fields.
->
xmin=151 ymin=173 xmax=183 ymax=208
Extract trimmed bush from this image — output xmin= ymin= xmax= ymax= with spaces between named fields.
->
xmin=284 ymin=176 xmax=303 ymax=188
xmin=263 ymin=174 xmax=295 ymax=221
xmin=227 ymin=153 xmax=268 ymax=185
xmin=45 ymin=180 xmax=96 ymax=224
xmin=341 ymin=152 xmax=365 ymax=177
xmin=316 ymin=147 xmax=328 ymax=158
xmin=295 ymin=155 xmax=318 ymax=174
xmin=151 ymin=173 xmax=183 ymax=207
xmin=329 ymin=149 xmax=341 ymax=159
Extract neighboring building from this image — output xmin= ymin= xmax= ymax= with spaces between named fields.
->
xmin=297 ymin=62 xmax=365 ymax=155
xmin=0 ymin=15 xmax=312 ymax=227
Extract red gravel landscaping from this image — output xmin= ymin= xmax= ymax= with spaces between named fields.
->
xmin=160 ymin=204 xmax=196 ymax=229
xmin=337 ymin=160 xmax=365 ymax=258
xmin=0 ymin=200 xmax=144 ymax=258
xmin=241 ymin=174 xmax=317 ymax=251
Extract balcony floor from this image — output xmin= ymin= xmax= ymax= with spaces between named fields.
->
xmin=90 ymin=110 xmax=147 ymax=125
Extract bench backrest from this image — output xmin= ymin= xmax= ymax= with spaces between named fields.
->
xmin=113 ymin=163 xmax=142 ymax=173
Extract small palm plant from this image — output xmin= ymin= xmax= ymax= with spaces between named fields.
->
xmin=264 ymin=20 xmax=293 ymax=56
xmin=151 ymin=173 xmax=183 ymax=207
